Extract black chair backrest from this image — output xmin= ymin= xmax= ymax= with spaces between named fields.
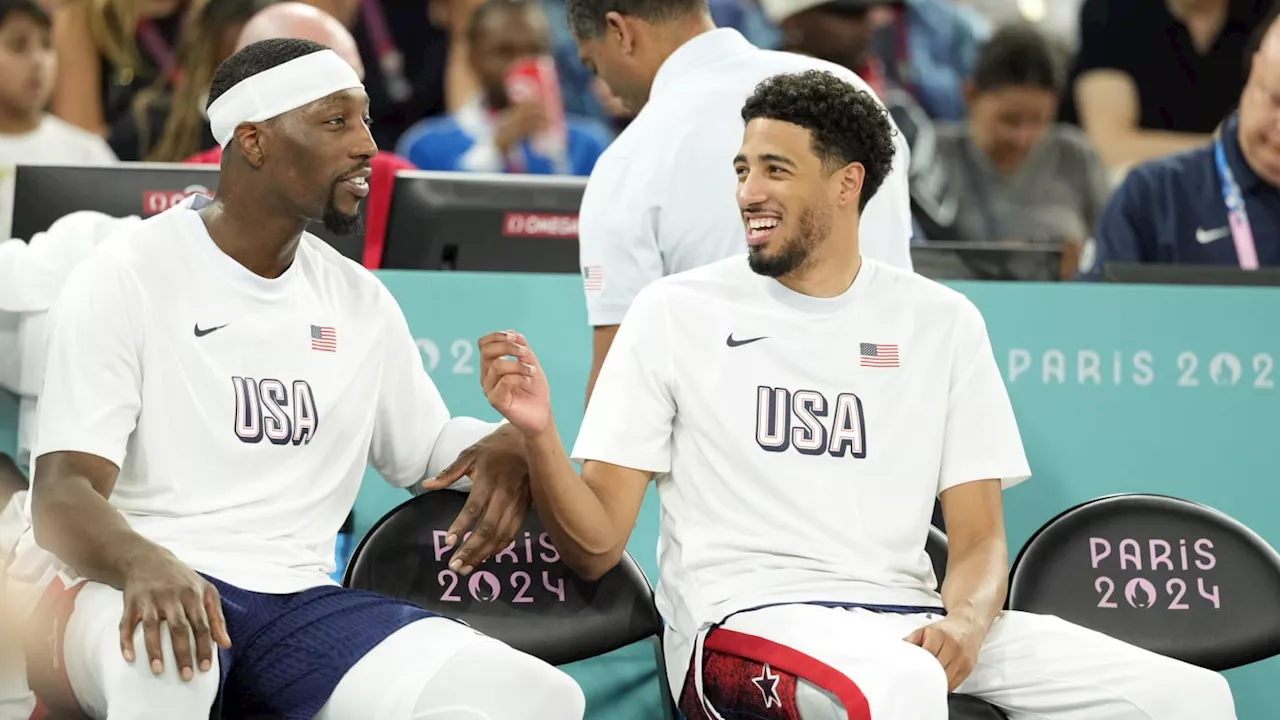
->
xmin=1008 ymin=494 xmax=1280 ymax=670
xmin=344 ymin=490 xmax=663 ymax=667
xmin=926 ymin=525 xmax=948 ymax=590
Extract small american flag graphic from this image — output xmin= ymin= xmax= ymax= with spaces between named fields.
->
xmin=311 ymin=325 xmax=338 ymax=353
xmin=860 ymin=342 xmax=899 ymax=368
xmin=583 ymin=266 xmax=605 ymax=292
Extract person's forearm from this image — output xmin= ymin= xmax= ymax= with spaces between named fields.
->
xmin=940 ymin=533 xmax=1008 ymax=634
xmin=32 ymin=476 xmax=169 ymax=589
xmin=526 ymin=427 xmax=628 ymax=580
xmin=1093 ymin=129 xmax=1210 ymax=170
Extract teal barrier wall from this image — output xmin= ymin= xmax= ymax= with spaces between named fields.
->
xmin=4 ymin=274 xmax=1278 ymax=718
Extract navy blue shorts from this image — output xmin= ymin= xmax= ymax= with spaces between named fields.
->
xmin=205 ymin=575 xmax=440 ymax=720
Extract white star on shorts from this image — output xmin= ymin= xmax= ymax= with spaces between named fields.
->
xmin=752 ymin=663 xmax=782 ymax=709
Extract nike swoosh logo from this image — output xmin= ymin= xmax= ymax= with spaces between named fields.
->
xmin=1196 ymin=226 xmax=1230 ymax=244
xmin=193 ymin=323 xmax=228 ymax=337
xmin=726 ymin=334 xmax=767 ymax=347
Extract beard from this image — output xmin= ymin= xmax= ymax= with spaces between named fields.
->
xmin=747 ymin=203 xmax=830 ymax=278
xmin=321 ymin=181 xmax=363 ymax=237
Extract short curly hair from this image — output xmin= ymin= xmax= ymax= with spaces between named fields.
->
xmin=741 ymin=70 xmax=896 ymax=211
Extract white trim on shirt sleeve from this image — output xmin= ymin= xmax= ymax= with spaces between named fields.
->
xmin=571 ymin=285 xmax=676 ymax=473
xmin=937 ymin=299 xmax=1030 ymax=494
xmin=368 ymin=285 xmax=453 ymax=488
xmin=31 ymin=257 xmax=144 ymax=469
xmin=578 ymin=159 xmax=664 ymax=327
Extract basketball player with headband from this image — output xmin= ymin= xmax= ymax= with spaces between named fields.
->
xmin=11 ymin=39 xmax=585 ymax=720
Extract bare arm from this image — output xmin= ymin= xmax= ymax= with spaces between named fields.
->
xmin=50 ymin=2 xmax=107 ymax=135
xmin=585 ymin=325 xmax=619 ymax=406
xmin=1076 ymin=71 xmax=1210 ymax=170
xmin=937 ymin=479 xmax=1008 ymax=634
xmin=443 ymin=0 xmax=482 ymax=111
xmin=31 ymin=451 xmax=169 ymax=590
xmin=525 ymin=427 xmax=651 ymax=581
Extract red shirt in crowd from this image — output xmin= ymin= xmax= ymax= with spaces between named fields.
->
xmin=184 ymin=146 xmax=414 ymax=270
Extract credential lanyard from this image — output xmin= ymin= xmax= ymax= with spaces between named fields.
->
xmin=360 ymin=0 xmax=413 ymax=103
xmin=1214 ymin=136 xmax=1260 ymax=270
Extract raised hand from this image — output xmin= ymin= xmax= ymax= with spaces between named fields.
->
xmin=477 ymin=331 xmax=551 ymax=437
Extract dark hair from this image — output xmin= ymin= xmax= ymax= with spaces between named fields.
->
xmin=207 ymin=38 xmax=329 ymax=110
xmin=137 ymin=0 xmax=278 ymax=161
xmin=467 ymin=0 xmax=544 ymax=44
xmin=0 ymin=0 xmax=51 ymax=30
xmin=1245 ymin=2 xmax=1280 ymax=68
xmin=565 ymin=0 xmax=707 ymax=40
xmin=741 ymin=70 xmax=896 ymax=211
xmin=971 ymin=24 xmax=1060 ymax=94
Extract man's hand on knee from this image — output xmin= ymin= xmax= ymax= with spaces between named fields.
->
xmin=120 ymin=551 xmax=231 ymax=681
xmin=904 ymin=615 xmax=984 ymax=691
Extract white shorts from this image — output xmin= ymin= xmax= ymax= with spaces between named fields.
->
xmin=679 ymin=604 xmax=1237 ymax=720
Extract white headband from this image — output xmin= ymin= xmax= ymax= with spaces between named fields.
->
xmin=207 ymin=49 xmax=363 ymax=147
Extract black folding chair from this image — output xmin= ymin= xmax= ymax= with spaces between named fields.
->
xmin=1009 ymin=493 xmax=1280 ymax=671
xmin=344 ymin=490 xmax=677 ymax=718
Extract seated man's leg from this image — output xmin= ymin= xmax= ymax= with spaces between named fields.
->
xmin=679 ymin=604 xmax=951 ymax=720
xmin=314 ymin=616 xmax=585 ymax=720
xmin=37 ymin=582 xmax=219 ymax=720
xmin=957 ymin=610 xmax=1236 ymax=720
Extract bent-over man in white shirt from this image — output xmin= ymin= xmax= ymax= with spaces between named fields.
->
xmin=461 ymin=70 xmax=1237 ymax=720
xmin=564 ymin=0 xmax=915 ymax=400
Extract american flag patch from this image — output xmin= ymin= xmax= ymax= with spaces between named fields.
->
xmin=583 ymin=266 xmax=604 ymax=292
xmin=860 ymin=343 xmax=899 ymax=368
xmin=311 ymin=325 xmax=338 ymax=353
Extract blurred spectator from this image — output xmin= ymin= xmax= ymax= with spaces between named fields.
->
xmin=49 ymin=0 xmax=188 ymax=136
xmin=869 ymin=0 xmax=990 ymax=120
xmin=185 ymin=2 xmax=414 ymax=269
xmin=932 ymin=24 xmax=1107 ymax=259
xmin=0 ymin=0 xmax=116 ymax=241
xmin=1078 ymin=7 xmax=1280 ymax=280
xmin=396 ymin=0 xmax=611 ymax=175
xmin=1066 ymin=0 xmax=1274 ymax=174
xmin=543 ymin=0 xmax=781 ymax=126
xmin=761 ymin=0 xmax=988 ymax=121
xmin=304 ymin=0 xmax=452 ymax=151
xmin=761 ymin=0 xmax=895 ymax=93
xmin=110 ymin=0 xmax=274 ymax=161
xmin=959 ymin=0 xmax=1081 ymax=49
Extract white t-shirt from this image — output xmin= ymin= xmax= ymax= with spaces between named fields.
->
xmin=571 ymin=254 xmax=1031 ymax=689
xmin=578 ymin=29 xmax=915 ymax=327
xmin=0 ymin=211 xmax=142 ymax=468
xmin=0 ymin=115 xmax=117 ymax=241
xmin=11 ymin=195 xmax=488 ymax=596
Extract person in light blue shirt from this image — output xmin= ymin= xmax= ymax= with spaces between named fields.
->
xmin=396 ymin=0 xmax=612 ymax=176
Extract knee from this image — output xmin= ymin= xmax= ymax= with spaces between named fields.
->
xmin=499 ymin=653 xmax=584 ymax=720
xmin=1136 ymin=659 xmax=1235 ymax=718
xmin=102 ymin=624 xmax=219 ymax=720
xmin=862 ymin=646 xmax=949 ymax=720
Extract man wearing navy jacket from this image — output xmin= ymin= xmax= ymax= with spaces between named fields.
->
xmin=1078 ymin=9 xmax=1280 ymax=280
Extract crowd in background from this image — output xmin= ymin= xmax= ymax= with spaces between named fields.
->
xmin=0 ymin=0 xmax=1278 ymax=275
